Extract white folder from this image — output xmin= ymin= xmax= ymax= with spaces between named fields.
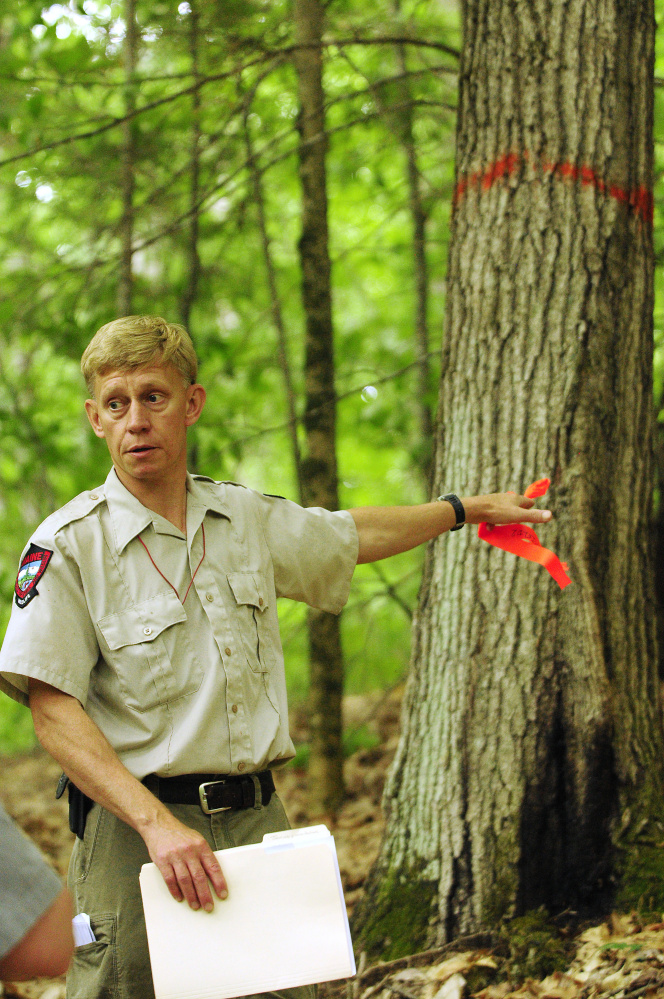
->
xmin=139 ymin=824 xmax=356 ymax=999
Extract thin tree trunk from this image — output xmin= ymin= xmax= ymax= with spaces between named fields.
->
xmin=343 ymin=28 xmax=434 ymax=485
xmin=394 ymin=27 xmax=434 ymax=485
xmin=245 ymin=119 xmax=303 ymax=500
xmin=117 ymin=0 xmax=138 ymax=317
xmin=180 ymin=0 xmax=201 ymax=335
xmin=354 ymin=0 xmax=663 ymax=960
xmin=292 ymin=0 xmax=345 ymax=817
xmin=181 ymin=0 xmax=202 ymax=474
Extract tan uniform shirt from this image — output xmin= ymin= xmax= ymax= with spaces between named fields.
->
xmin=0 ymin=470 xmax=358 ymax=779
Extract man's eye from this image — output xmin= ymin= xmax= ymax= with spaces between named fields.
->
xmin=148 ymin=393 xmax=163 ymax=404
xmin=108 ymin=400 xmax=122 ymax=411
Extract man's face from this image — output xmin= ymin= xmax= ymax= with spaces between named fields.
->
xmin=84 ymin=361 xmax=206 ymax=491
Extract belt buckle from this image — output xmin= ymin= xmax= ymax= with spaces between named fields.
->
xmin=199 ymin=779 xmax=232 ymax=815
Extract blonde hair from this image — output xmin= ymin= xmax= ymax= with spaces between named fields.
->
xmin=81 ymin=315 xmax=198 ymax=393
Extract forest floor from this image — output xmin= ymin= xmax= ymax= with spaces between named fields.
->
xmin=2 ymin=688 xmax=664 ymax=999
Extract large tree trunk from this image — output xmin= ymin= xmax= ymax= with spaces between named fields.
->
xmin=354 ymin=0 xmax=664 ymax=961
xmin=293 ymin=0 xmax=345 ymax=816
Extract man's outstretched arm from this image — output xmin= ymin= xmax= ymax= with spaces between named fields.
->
xmin=28 ymin=679 xmax=228 ymax=912
xmin=349 ymin=491 xmax=552 ymax=564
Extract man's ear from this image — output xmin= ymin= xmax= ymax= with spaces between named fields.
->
xmin=185 ymin=384 xmax=206 ymax=428
xmin=84 ymin=399 xmax=106 ymax=439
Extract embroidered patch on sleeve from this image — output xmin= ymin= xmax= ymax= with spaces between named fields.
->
xmin=15 ymin=544 xmax=54 ymax=609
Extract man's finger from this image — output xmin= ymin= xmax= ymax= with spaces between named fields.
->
xmin=528 ymin=509 xmax=552 ymax=522
xmin=201 ymin=852 xmax=228 ymax=902
xmin=189 ymin=864 xmax=216 ymax=912
xmin=157 ymin=861 xmax=184 ymax=904
xmin=172 ymin=859 xmax=201 ymax=910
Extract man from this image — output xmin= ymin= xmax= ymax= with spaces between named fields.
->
xmin=0 ymin=316 xmax=551 ymax=999
xmin=0 ymin=803 xmax=74 ymax=982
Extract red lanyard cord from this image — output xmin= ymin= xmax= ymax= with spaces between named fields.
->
xmin=137 ymin=524 xmax=206 ymax=605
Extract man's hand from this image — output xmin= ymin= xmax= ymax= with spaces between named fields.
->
xmin=140 ymin=811 xmax=228 ymax=912
xmin=28 ymin=679 xmax=228 ymax=913
xmin=462 ymin=492 xmax=552 ymax=526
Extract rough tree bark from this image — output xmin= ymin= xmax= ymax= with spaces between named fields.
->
xmin=293 ymin=0 xmax=345 ymax=816
xmin=117 ymin=0 xmax=138 ymax=317
xmin=353 ymin=0 xmax=664 ymax=961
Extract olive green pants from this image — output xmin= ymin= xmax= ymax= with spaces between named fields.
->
xmin=67 ymin=790 xmax=316 ymax=999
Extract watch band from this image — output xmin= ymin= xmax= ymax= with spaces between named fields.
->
xmin=438 ymin=493 xmax=465 ymax=531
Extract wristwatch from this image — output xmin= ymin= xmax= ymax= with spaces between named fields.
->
xmin=438 ymin=493 xmax=465 ymax=531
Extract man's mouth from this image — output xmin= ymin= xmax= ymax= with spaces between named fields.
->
xmin=127 ymin=445 xmax=156 ymax=455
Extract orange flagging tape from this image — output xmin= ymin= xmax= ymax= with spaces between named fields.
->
xmin=477 ymin=478 xmax=572 ymax=589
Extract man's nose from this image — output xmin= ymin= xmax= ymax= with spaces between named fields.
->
xmin=126 ymin=400 xmax=150 ymax=431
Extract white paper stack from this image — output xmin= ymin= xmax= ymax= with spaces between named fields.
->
xmin=139 ymin=824 xmax=356 ymax=999
xmin=72 ymin=912 xmax=96 ymax=946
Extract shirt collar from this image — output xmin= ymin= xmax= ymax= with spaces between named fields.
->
xmin=104 ymin=468 xmax=231 ymax=554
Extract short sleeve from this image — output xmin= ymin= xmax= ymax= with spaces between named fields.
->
xmin=0 ymin=803 xmax=63 ymax=959
xmin=0 ymin=531 xmax=100 ymax=707
xmin=254 ymin=493 xmax=359 ymax=614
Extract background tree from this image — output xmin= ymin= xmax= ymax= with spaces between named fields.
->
xmin=354 ymin=0 xmax=664 ymax=960
xmin=0 ymin=0 xmax=455 ymax=765
xmin=293 ymin=0 xmax=345 ymax=816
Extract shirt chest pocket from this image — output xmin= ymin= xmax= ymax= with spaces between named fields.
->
xmin=226 ymin=571 xmax=275 ymax=673
xmin=97 ymin=593 xmax=202 ymax=712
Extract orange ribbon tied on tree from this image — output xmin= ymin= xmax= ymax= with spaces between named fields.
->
xmin=477 ymin=478 xmax=572 ymax=589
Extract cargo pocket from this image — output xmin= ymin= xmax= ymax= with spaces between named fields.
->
xmin=97 ymin=591 xmax=200 ymax=711
xmin=227 ymin=571 xmax=275 ymax=673
xmin=67 ymin=914 xmax=117 ymax=999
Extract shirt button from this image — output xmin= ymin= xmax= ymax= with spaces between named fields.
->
xmin=143 ymin=627 xmax=152 ymax=636
xmin=258 ymin=598 xmax=264 ymax=607
xmin=206 ymin=593 xmax=214 ymax=602
xmin=90 ymin=493 xmax=99 ymax=500
xmin=224 ymin=647 xmax=232 ymax=656
xmin=232 ymin=704 xmax=238 ymax=713
xmin=238 ymin=762 xmax=245 ymax=772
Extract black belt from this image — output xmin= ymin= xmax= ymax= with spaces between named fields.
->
xmin=143 ymin=771 xmax=275 ymax=814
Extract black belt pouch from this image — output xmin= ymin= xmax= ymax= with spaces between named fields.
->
xmin=69 ymin=783 xmax=94 ymax=839
xmin=56 ymin=774 xmax=94 ymax=839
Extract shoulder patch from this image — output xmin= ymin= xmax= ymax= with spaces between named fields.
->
xmin=15 ymin=544 xmax=53 ymax=609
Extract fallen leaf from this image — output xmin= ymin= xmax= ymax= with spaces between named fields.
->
xmin=428 ymin=953 xmax=476 ymax=982
xmin=432 ymin=972 xmax=466 ymax=999
xmin=475 ymin=957 xmax=499 ymax=970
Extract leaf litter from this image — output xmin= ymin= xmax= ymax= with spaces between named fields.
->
xmin=3 ymin=689 xmax=664 ymax=999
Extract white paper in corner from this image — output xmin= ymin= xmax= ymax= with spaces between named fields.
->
xmin=139 ymin=824 xmax=356 ymax=999
xmin=72 ymin=912 xmax=96 ymax=947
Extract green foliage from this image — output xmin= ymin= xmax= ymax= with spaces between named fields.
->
xmin=0 ymin=698 xmax=36 ymax=757
xmin=289 ymin=724 xmax=381 ymax=770
xmin=654 ymin=0 xmax=664 ymax=415
xmin=0 ymin=0 xmax=460 ymax=754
